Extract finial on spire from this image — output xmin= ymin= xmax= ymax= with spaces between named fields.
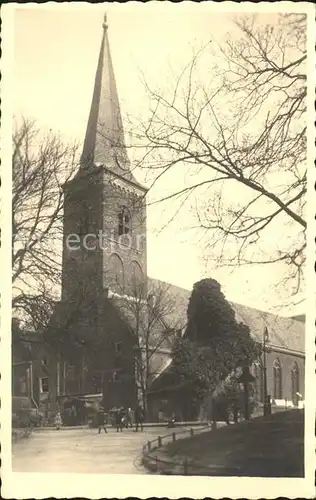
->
xmin=102 ymin=13 xmax=108 ymax=31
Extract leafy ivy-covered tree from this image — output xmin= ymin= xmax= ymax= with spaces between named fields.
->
xmin=172 ymin=278 xmax=260 ymax=419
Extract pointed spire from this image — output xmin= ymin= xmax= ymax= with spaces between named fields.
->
xmin=81 ymin=15 xmax=133 ymax=181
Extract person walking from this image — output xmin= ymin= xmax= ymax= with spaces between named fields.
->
xmin=232 ymin=401 xmax=239 ymax=424
xmin=97 ymin=407 xmax=107 ymax=434
xmin=134 ymin=405 xmax=144 ymax=432
xmin=126 ymin=407 xmax=133 ymax=428
xmin=121 ymin=408 xmax=128 ymax=429
xmin=55 ymin=411 xmax=62 ymax=431
xmin=166 ymin=412 xmax=176 ymax=428
xmin=115 ymin=409 xmax=123 ymax=432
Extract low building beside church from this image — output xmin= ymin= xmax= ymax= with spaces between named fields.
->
xmin=12 ymin=319 xmax=58 ymax=420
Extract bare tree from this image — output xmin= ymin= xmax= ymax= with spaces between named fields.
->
xmin=110 ymin=279 xmax=182 ymax=414
xmin=12 ymin=118 xmax=79 ymax=327
xmin=130 ymin=13 xmax=306 ymax=296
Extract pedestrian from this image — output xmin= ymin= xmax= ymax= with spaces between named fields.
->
xmin=126 ymin=407 xmax=133 ymax=428
xmin=224 ymin=403 xmax=230 ymax=425
xmin=115 ymin=409 xmax=123 ymax=432
xmin=166 ymin=412 xmax=176 ymax=428
xmin=97 ymin=407 xmax=107 ymax=434
xmin=55 ymin=411 xmax=62 ymax=431
xmin=134 ymin=405 xmax=144 ymax=432
xmin=120 ymin=407 xmax=127 ymax=429
xmin=232 ymin=401 xmax=239 ymax=424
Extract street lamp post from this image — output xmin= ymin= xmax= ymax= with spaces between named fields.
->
xmin=263 ymin=326 xmax=270 ymax=416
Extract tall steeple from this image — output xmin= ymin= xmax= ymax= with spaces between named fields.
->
xmin=81 ymin=14 xmax=134 ymax=182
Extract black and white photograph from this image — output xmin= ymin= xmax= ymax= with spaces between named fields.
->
xmin=1 ymin=2 xmax=315 ymax=498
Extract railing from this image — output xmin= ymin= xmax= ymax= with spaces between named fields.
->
xmin=141 ymin=424 xmax=241 ymax=476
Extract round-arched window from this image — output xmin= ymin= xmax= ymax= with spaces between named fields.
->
xmin=118 ymin=207 xmax=131 ymax=236
xmin=291 ymin=362 xmax=300 ymax=406
xmin=273 ymin=358 xmax=282 ymax=400
xmin=147 ymin=293 xmax=156 ymax=308
xmin=129 ymin=260 xmax=144 ymax=294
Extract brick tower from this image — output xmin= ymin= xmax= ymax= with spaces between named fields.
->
xmin=61 ymin=15 xmax=147 ymax=410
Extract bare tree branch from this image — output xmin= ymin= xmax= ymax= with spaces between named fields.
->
xmin=12 ymin=117 xmax=79 ymax=326
xmin=126 ymin=13 xmax=306 ymax=296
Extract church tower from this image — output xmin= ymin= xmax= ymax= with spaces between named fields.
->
xmin=61 ymin=15 xmax=147 ymax=408
xmin=62 ymin=14 xmax=147 ymax=301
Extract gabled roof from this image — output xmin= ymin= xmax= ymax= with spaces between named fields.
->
xmin=148 ymin=278 xmax=189 ymax=331
xmin=148 ymin=277 xmax=305 ymax=354
xmin=233 ymin=303 xmax=304 ymax=354
xmin=291 ymin=314 xmax=305 ymax=323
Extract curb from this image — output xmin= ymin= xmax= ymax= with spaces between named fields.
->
xmin=142 ymin=453 xmax=241 ymax=476
xmin=34 ymin=421 xmax=211 ymax=431
xmin=141 ymin=424 xmax=243 ymax=476
xmin=34 ymin=425 xmax=88 ymax=431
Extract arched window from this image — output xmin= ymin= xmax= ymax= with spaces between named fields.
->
xmin=147 ymin=293 xmax=156 ymax=308
xmin=273 ymin=359 xmax=282 ymax=400
xmin=118 ymin=207 xmax=131 ymax=236
xmin=253 ymin=362 xmax=264 ymax=402
xmin=108 ymin=253 xmax=124 ymax=293
xmin=130 ymin=260 xmax=144 ymax=294
xmin=291 ymin=362 xmax=300 ymax=406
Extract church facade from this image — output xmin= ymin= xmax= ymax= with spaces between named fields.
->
xmin=57 ymin=14 xmax=149 ymax=413
xmin=12 ymin=16 xmax=305 ymax=423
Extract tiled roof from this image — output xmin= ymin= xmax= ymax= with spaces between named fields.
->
xmin=148 ymin=278 xmax=189 ymax=331
xmin=232 ymin=303 xmax=305 ymax=354
xmin=147 ymin=277 xmax=305 ymax=354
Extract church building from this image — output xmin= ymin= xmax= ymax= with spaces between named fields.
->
xmin=58 ymin=14 xmax=149 ymax=412
xmin=12 ymin=15 xmax=305 ymax=423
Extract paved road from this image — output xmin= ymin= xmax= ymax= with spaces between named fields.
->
xmin=12 ymin=426 xmax=193 ymax=474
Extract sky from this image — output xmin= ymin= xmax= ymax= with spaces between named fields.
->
xmin=11 ymin=3 xmax=308 ymax=316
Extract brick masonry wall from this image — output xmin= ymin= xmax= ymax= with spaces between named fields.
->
xmin=101 ymin=179 xmax=147 ymax=295
xmin=265 ymin=349 xmax=305 ymax=402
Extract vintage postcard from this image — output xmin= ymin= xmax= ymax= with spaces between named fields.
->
xmin=1 ymin=1 xmax=315 ymax=498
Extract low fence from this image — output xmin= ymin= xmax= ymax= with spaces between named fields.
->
xmin=141 ymin=425 xmax=242 ymax=476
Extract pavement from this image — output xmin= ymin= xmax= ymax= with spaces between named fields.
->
xmin=12 ymin=425 xmax=194 ymax=474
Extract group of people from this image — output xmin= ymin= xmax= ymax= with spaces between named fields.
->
xmin=97 ymin=405 xmax=145 ymax=434
xmin=53 ymin=404 xmax=145 ymax=433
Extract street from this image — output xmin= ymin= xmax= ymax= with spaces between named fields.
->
xmin=12 ymin=426 xmax=192 ymax=474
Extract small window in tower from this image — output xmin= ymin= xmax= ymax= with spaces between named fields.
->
xmin=118 ymin=208 xmax=131 ymax=236
xmin=40 ymin=377 xmax=49 ymax=393
xmin=115 ymin=342 xmax=122 ymax=353
xmin=92 ymin=372 xmax=102 ymax=392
